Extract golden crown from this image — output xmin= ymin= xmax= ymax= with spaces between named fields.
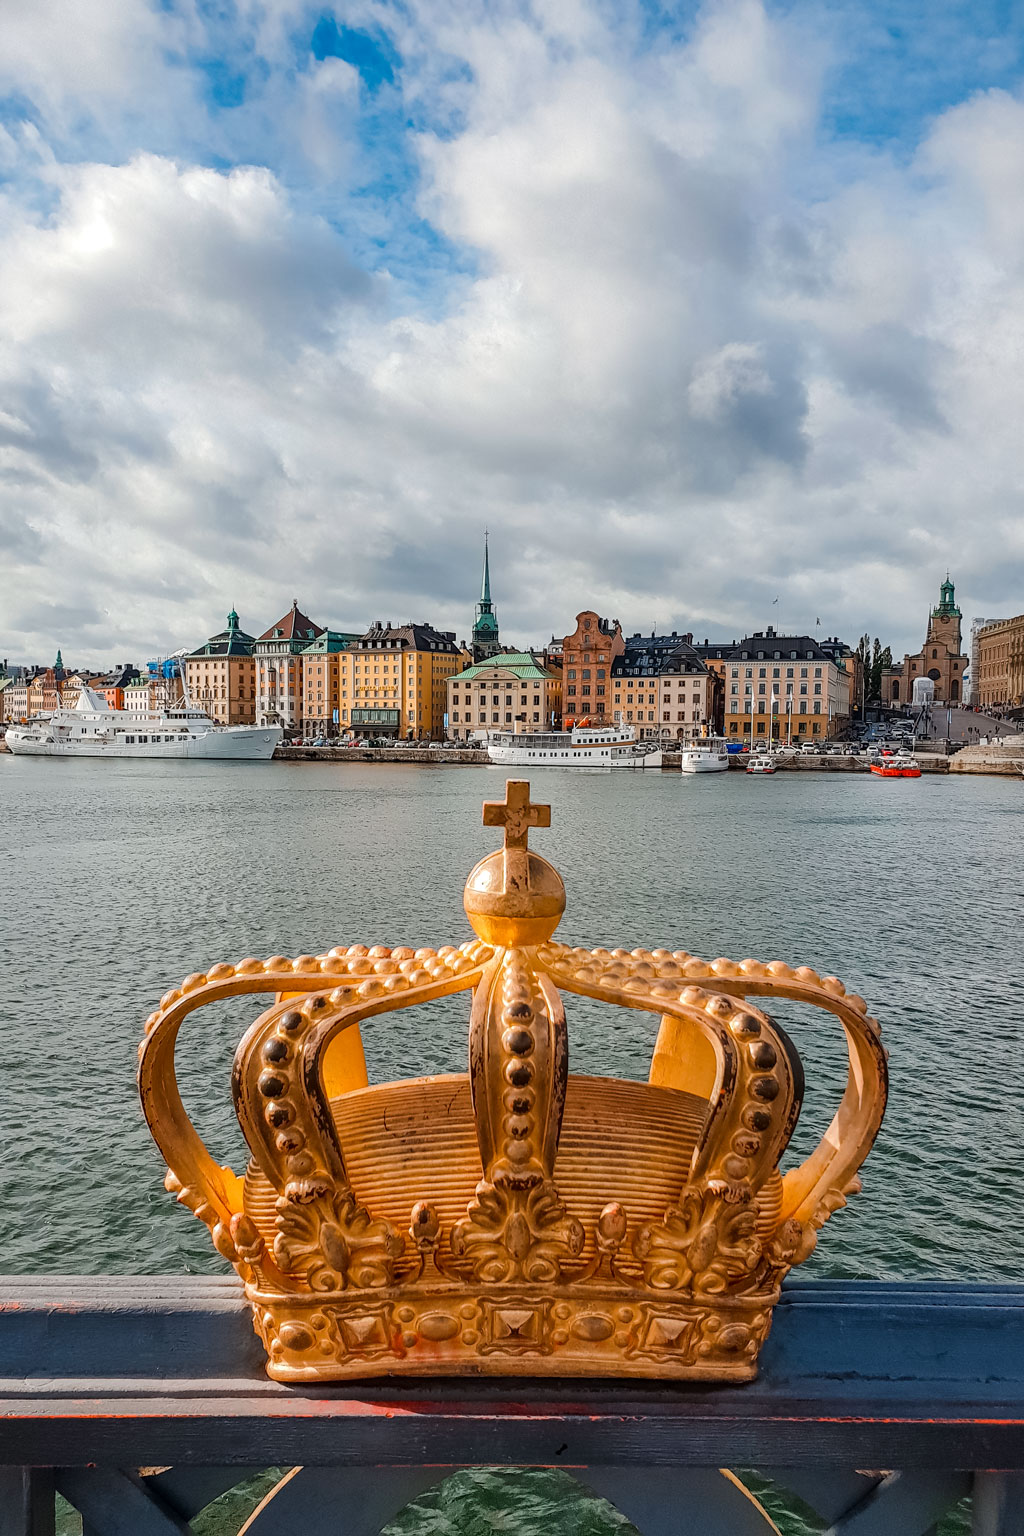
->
xmin=139 ymin=781 xmax=887 ymax=1383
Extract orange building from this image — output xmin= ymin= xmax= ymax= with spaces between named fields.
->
xmin=562 ymin=611 xmax=624 ymax=727
xmin=300 ymin=629 xmax=362 ymax=738
xmin=612 ymin=634 xmax=715 ymax=738
xmin=184 ymin=611 xmax=258 ymax=725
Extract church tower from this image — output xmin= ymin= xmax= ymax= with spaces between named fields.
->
xmin=927 ymin=573 xmax=962 ymax=654
xmin=472 ymin=533 xmax=501 ymax=661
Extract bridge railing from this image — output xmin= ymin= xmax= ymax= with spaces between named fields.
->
xmin=2 ymin=1277 xmax=1023 ymax=1536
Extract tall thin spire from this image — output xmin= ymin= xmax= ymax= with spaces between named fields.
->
xmin=481 ymin=530 xmax=491 ymax=605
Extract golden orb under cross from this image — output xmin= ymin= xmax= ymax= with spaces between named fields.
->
xmin=464 ymin=780 xmax=565 ymax=947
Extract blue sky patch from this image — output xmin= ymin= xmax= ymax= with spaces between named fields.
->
xmin=311 ymin=17 xmax=400 ymax=89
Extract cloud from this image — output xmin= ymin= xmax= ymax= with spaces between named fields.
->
xmin=1 ymin=0 xmax=1023 ymax=668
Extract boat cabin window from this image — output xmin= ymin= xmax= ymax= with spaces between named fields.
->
xmin=126 ymin=736 xmax=135 ymax=744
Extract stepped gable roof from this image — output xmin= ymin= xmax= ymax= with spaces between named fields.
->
xmin=452 ymin=651 xmax=554 ymax=682
xmin=356 ymin=621 xmax=461 ymax=653
xmin=258 ymin=600 xmax=323 ymax=647
xmin=729 ymin=633 xmax=832 ymax=662
xmin=613 ymin=632 xmax=710 ymax=678
xmin=187 ymin=609 xmax=256 ymax=659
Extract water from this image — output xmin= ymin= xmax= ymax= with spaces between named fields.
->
xmin=4 ymin=755 xmax=1021 ymax=1532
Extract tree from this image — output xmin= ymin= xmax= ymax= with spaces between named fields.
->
xmin=858 ymin=637 xmax=894 ymax=704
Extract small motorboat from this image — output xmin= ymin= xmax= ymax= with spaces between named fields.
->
xmin=746 ymin=755 xmax=776 ymax=775
xmin=870 ymin=758 xmax=922 ymax=778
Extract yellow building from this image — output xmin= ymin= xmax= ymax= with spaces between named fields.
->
xmin=723 ymin=630 xmax=851 ymax=742
xmin=447 ymin=653 xmax=562 ymax=740
xmin=338 ymin=622 xmax=468 ymax=740
xmin=976 ymin=613 xmax=1024 ymax=709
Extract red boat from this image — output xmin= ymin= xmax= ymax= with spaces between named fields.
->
xmin=870 ymin=759 xmax=921 ymax=778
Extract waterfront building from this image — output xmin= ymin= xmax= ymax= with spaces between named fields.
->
xmin=184 ymin=610 xmax=258 ymax=725
xmin=123 ymin=660 xmax=185 ymax=716
xmin=300 ymin=629 xmax=362 ymax=737
xmin=882 ymin=576 xmax=969 ymax=706
xmin=723 ymin=629 xmax=851 ymax=741
xmin=446 ymin=652 xmax=562 ymax=740
xmin=472 ymin=534 xmax=501 ymax=661
xmin=562 ymin=611 xmax=624 ymax=727
xmin=689 ymin=640 xmax=733 ymax=733
xmin=254 ymin=602 xmax=323 ymax=734
xmin=86 ymin=664 xmax=139 ymax=712
xmin=975 ymin=612 xmax=1024 ymax=710
xmin=59 ymin=672 xmax=113 ymax=710
xmin=819 ymin=637 xmax=862 ymax=724
xmin=2 ymin=670 xmax=34 ymax=723
xmin=611 ymin=634 xmax=714 ymax=738
xmin=343 ymin=621 xmax=467 ymax=739
xmin=26 ymin=653 xmax=70 ymax=717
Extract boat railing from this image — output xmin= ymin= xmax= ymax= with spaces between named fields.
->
xmin=2 ymin=1275 xmax=1022 ymax=1534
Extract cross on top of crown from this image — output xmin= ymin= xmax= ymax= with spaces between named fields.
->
xmin=482 ymin=780 xmax=551 ymax=851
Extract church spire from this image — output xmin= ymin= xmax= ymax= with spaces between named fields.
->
xmin=472 ymin=531 xmax=501 ymax=661
xmin=481 ymin=530 xmax=492 ymax=606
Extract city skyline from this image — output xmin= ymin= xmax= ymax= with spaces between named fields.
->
xmin=2 ymin=2 xmax=1023 ymax=663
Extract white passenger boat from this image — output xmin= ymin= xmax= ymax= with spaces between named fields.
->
xmin=679 ymin=738 xmax=730 ymax=774
xmin=486 ymin=723 xmax=662 ymax=770
xmin=5 ymin=687 xmax=281 ymax=761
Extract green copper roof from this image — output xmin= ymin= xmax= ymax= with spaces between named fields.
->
xmin=932 ymin=575 xmax=961 ymax=617
xmin=452 ymin=651 xmax=552 ymax=682
xmin=301 ymin=630 xmax=362 ymax=654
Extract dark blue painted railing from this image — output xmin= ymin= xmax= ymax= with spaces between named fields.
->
xmin=2 ymin=1277 xmax=1023 ymax=1534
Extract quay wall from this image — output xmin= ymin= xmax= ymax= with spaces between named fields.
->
xmin=1 ymin=739 xmax=1014 ymax=775
xmin=274 ymin=745 xmax=490 ymax=765
xmin=948 ymin=736 xmax=1024 ymax=775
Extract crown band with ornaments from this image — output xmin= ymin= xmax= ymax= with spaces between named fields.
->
xmin=138 ymin=781 xmax=887 ymax=1383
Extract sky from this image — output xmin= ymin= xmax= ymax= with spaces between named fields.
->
xmin=1 ymin=0 xmax=1023 ymax=667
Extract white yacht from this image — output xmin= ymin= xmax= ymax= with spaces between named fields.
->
xmin=678 ymin=738 xmax=731 ymax=774
xmin=485 ymin=723 xmax=663 ymax=770
xmin=6 ymin=687 xmax=281 ymax=761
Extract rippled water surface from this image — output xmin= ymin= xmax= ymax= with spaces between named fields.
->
xmin=4 ymin=755 xmax=1021 ymax=1532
